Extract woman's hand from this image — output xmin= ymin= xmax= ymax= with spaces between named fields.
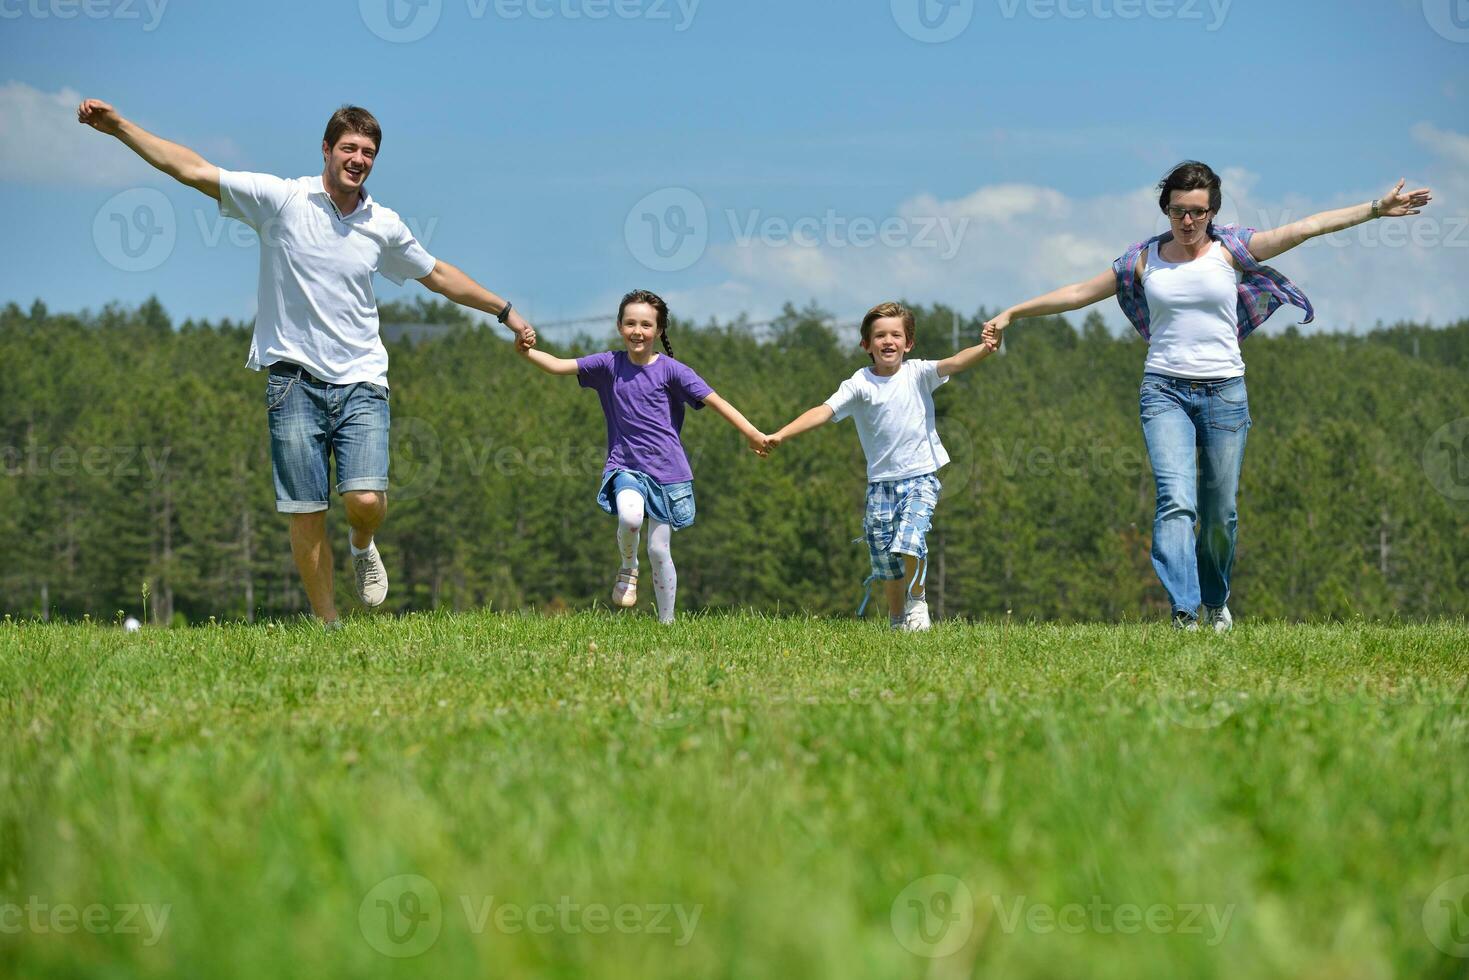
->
xmin=1376 ymin=178 xmax=1432 ymax=217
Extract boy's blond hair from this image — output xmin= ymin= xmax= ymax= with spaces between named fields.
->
xmin=860 ymin=301 xmax=915 ymax=348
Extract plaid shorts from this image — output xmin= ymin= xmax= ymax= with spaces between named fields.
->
xmin=863 ymin=473 xmax=941 ymax=580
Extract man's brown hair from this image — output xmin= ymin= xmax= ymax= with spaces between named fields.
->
xmin=323 ymin=106 xmax=382 ymax=152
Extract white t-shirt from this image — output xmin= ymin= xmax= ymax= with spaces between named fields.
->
xmin=218 ymin=171 xmax=438 ymax=388
xmin=1141 ymin=240 xmax=1246 ymax=380
xmin=824 ymin=359 xmax=950 ymax=482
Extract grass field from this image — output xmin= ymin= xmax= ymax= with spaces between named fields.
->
xmin=2 ymin=613 xmax=1467 ymax=978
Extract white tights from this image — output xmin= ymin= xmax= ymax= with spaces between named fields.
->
xmin=615 ymin=489 xmax=677 ymax=624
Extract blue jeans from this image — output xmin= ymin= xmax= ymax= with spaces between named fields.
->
xmin=596 ymin=469 xmax=696 ymax=530
xmin=1140 ymin=374 xmax=1250 ymax=617
xmin=265 ymin=366 xmax=390 ymax=514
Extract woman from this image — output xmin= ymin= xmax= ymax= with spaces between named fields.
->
xmin=982 ymin=162 xmax=1431 ymax=630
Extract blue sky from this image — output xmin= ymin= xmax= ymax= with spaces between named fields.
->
xmin=2 ymin=0 xmax=1466 ymax=338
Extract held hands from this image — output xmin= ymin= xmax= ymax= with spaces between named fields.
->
xmin=747 ymin=431 xmax=771 ymax=458
xmin=77 ymin=98 xmax=123 ymax=136
xmin=981 ymin=313 xmax=1011 ymax=350
xmin=505 ymin=308 xmax=537 ymax=351
xmin=1377 ymin=178 xmax=1432 ymax=217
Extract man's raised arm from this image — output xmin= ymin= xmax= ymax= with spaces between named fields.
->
xmin=77 ymin=99 xmax=221 ymax=201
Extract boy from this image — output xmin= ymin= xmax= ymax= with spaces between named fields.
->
xmin=767 ymin=302 xmax=995 ymax=630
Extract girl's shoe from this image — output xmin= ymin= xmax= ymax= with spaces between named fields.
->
xmin=612 ymin=567 xmax=638 ymax=608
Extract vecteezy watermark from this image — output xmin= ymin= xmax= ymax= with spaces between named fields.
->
xmin=624 ymin=187 xmax=710 ymax=273
xmin=995 ymin=0 xmax=1232 ymax=30
xmin=92 ymin=191 xmax=441 ymax=273
xmin=726 ymin=210 xmax=969 ymax=260
xmin=359 ymin=0 xmax=699 ymax=42
xmin=0 ymin=0 xmax=168 ymax=30
xmin=891 ymin=0 xmax=975 ymax=43
xmin=891 ymin=875 xmax=975 ymax=958
xmin=1 ymin=444 xmax=173 ymax=481
xmin=358 ymin=874 xmax=703 ymax=958
xmin=1159 ymin=684 xmax=1464 ymax=731
xmin=387 ymin=418 xmax=672 ymax=502
xmin=990 ymin=895 xmax=1236 ymax=946
xmin=0 ymin=898 xmax=171 ymax=946
xmin=359 ymin=875 xmax=443 ymax=958
xmin=1423 ymin=418 xmax=1469 ymax=502
xmin=93 ymin=188 xmax=176 ymax=273
xmin=1422 ymin=0 xmax=1469 ymax=43
xmin=1423 ymin=874 xmax=1469 ymax=958
xmin=623 ymin=187 xmax=970 ymax=272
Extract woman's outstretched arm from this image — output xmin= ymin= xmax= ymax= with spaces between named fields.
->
xmin=1246 ymin=179 xmax=1432 ymax=262
xmin=982 ymin=270 xmax=1117 ymax=347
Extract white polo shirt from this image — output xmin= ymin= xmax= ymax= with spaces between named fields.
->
xmin=218 ymin=171 xmax=438 ymax=388
xmin=824 ymin=359 xmax=950 ymax=482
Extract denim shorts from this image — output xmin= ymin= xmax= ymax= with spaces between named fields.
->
xmin=265 ymin=367 xmax=390 ymax=513
xmin=596 ymin=469 xmax=696 ymax=530
xmin=864 ymin=473 xmax=940 ymax=579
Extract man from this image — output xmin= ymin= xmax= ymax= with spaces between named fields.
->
xmin=78 ymin=99 xmax=537 ymax=628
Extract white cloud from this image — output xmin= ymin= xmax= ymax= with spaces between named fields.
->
xmin=0 ymin=82 xmax=159 ymax=186
xmin=672 ymin=129 xmax=1469 ymax=333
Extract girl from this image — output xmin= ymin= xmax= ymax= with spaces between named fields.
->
xmin=519 ymin=289 xmax=768 ymax=623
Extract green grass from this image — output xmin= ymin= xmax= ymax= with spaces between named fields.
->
xmin=2 ymin=614 xmax=1467 ymax=979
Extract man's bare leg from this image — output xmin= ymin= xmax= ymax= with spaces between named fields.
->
xmin=290 ymin=512 xmax=338 ymax=622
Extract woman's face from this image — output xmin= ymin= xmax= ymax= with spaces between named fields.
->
xmin=1166 ymin=189 xmax=1214 ymax=246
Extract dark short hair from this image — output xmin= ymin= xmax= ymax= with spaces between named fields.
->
xmin=1157 ymin=160 xmax=1221 ymax=215
xmin=323 ymin=106 xmax=382 ymax=152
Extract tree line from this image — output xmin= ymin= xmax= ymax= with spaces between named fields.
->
xmin=2 ymin=296 xmax=1466 ymax=623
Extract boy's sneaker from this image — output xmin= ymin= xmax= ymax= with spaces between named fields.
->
xmin=1202 ymin=605 xmax=1233 ymax=633
xmin=903 ymin=597 xmax=931 ymax=632
xmin=1172 ymin=610 xmax=1199 ymax=632
xmin=352 ymin=542 xmax=388 ymax=607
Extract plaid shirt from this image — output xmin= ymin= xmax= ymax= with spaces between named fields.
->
xmin=1112 ymin=223 xmax=1315 ymax=343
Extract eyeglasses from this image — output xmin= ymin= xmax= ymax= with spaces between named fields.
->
xmin=1165 ymin=207 xmax=1212 ymax=222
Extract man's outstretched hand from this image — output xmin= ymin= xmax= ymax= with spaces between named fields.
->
xmin=77 ymin=98 xmax=123 ymax=136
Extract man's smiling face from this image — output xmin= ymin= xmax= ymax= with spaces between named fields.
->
xmin=321 ymin=131 xmax=377 ymax=198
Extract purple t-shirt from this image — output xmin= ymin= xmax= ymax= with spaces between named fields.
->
xmin=576 ymin=351 xmax=713 ymax=484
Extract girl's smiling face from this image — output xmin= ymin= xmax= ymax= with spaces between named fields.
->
xmin=619 ymin=302 xmax=661 ymax=356
xmin=862 ymin=316 xmax=913 ymax=370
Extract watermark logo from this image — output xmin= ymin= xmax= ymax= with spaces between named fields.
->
xmin=93 ymin=188 xmax=176 ymax=272
xmin=891 ymin=0 xmax=974 ymax=42
xmin=1423 ymin=0 xmax=1469 ymax=42
xmin=891 ymin=874 xmax=974 ymax=958
xmin=1159 ymin=686 xmax=1238 ymax=730
xmin=0 ymin=0 xmax=169 ymax=31
xmin=359 ymin=0 xmax=442 ymax=41
xmin=1422 ymin=874 xmax=1469 ymax=957
xmin=990 ymin=894 xmax=1235 ymax=945
xmin=359 ymin=874 xmax=443 ymax=958
xmin=389 ymin=417 xmax=444 ymax=502
xmin=624 ymin=187 xmax=708 ymax=272
xmin=996 ymin=0 xmax=1232 ymax=31
xmin=0 ymin=898 xmax=170 ymax=946
xmin=1424 ymin=418 xmax=1469 ymax=501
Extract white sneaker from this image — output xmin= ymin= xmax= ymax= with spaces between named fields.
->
xmin=352 ymin=541 xmax=388 ymax=607
xmin=1172 ymin=611 xmax=1199 ymax=632
xmin=903 ymin=597 xmax=931 ymax=632
xmin=1202 ymin=605 xmax=1233 ymax=633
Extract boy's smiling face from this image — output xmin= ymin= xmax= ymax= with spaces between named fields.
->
xmin=862 ymin=316 xmax=913 ymax=373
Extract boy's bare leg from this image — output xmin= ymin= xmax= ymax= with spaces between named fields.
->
xmin=884 ymin=556 xmax=926 ymax=617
